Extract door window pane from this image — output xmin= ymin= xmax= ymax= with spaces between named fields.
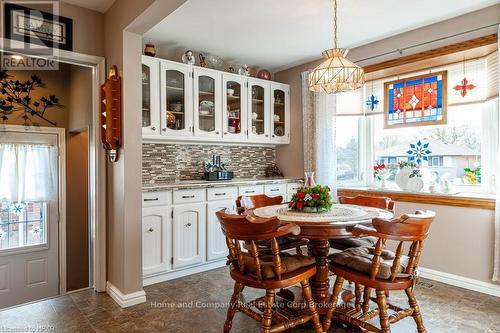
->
xmin=142 ymin=64 xmax=151 ymax=128
xmin=226 ymin=81 xmax=242 ymax=134
xmin=251 ymin=85 xmax=265 ymax=135
xmin=0 ymin=201 xmax=47 ymax=251
xmin=273 ymin=89 xmax=285 ymax=137
xmin=165 ymin=70 xmax=185 ymax=130
xmin=198 ymin=76 xmax=215 ymax=132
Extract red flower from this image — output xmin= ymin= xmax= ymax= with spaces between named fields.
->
xmin=296 ymin=201 xmax=304 ymax=209
xmin=312 ymin=193 xmax=319 ymax=200
xmin=297 ymin=191 xmax=305 ymax=199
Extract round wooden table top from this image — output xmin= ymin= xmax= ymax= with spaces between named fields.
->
xmin=252 ymin=204 xmax=394 ymax=240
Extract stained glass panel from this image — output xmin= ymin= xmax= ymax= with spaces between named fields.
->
xmin=385 ymin=71 xmax=447 ymax=128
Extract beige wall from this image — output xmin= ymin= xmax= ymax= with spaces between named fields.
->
xmin=68 ymin=65 xmax=93 ymax=132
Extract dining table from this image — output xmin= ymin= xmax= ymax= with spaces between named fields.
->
xmin=252 ymin=203 xmax=394 ymax=313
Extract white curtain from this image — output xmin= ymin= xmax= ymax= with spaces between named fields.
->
xmin=492 ymin=97 xmax=500 ymax=282
xmin=0 ymin=143 xmax=58 ymax=202
xmin=301 ymin=71 xmax=337 ymax=198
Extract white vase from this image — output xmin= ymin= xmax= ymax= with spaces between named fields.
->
xmin=407 ymin=177 xmax=424 ymax=192
xmin=395 ymin=169 xmax=412 ymax=190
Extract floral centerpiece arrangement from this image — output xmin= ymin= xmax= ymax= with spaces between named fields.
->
xmin=289 ymin=185 xmax=333 ymax=213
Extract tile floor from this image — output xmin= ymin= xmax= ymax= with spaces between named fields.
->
xmin=0 ymin=267 xmax=499 ymax=332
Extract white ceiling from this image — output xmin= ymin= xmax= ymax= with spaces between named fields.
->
xmin=144 ymin=0 xmax=499 ymax=71
xmin=62 ymin=0 xmax=116 ymax=13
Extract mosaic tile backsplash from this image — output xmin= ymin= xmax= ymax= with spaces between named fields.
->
xmin=142 ymin=144 xmax=276 ymax=185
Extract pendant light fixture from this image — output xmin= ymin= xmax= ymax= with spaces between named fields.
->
xmin=309 ymin=0 xmax=365 ymax=93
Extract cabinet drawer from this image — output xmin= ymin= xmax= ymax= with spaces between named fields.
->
xmin=238 ymin=185 xmax=264 ymax=197
xmin=173 ymin=189 xmax=205 ymax=204
xmin=142 ymin=191 xmax=172 ymax=207
xmin=264 ymin=183 xmax=286 ymax=197
xmin=287 ymin=182 xmax=302 ymax=194
xmin=207 ymin=187 xmax=238 ymax=201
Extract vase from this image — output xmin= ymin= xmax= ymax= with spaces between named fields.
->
xmin=304 ymin=172 xmax=316 ymax=188
xmin=395 ymin=169 xmax=412 ymax=190
xmin=407 ymin=177 xmax=424 ymax=192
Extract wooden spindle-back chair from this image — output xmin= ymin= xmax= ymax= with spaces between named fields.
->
xmin=323 ymin=210 xmax=435 ymax=333
xmin=236 ymin=194 xmax=308 ymax=254
xmin=330 ymin=195 xmax=395 ymax=251
xmin=216 ymin=210 xmax=323 ymax=333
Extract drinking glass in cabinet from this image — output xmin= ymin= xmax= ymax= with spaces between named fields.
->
xmin=226 ymin=81 xmax=241 ymax=134
xmin=165 ymin=70 xmax=185 ymax=130
xmin=251 ymin=85 xmax=265 ymax=135
xmin=142 ymin=64 xmax=151 ymax=128
xmin=273 ymin=89 xmax=285 ymax=137
xmin=198 ymin=76 xmax=216 ymax=132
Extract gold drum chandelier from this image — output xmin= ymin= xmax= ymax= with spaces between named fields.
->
xmin=309 ymin=0 xmax=365 ymax=93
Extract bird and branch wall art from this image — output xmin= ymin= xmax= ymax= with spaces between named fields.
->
xmin=0 ymin=70 xmax=62 ymax=126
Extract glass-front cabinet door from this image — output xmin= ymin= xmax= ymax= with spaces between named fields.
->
xmin=142 ymin=56 xmax=160 ymax=135
xmin=222 ymin=73 xmax=248 ymax=141
xmin=160 ymin=60 xmax=193 ymax=137
xmin=193 ymin=68 xmax=222 ymax=138
xmin=270 ymin=82 xmax=290 ymax=144
xmin=247 ymin=78 xmax=270 ymax=142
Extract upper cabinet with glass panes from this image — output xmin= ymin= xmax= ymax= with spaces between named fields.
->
xmin=141 ymin=56 xmax=290 ymax=145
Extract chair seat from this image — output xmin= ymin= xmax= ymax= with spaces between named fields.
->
xmin=329 ymin=236 xmax=377 ymax=250
xmin=329 ymin=246 xmax=409 ymax=280
xmin=242 ymin=252 xmax=315 ymax=279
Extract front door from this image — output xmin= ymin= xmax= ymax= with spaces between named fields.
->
xmin=0 ymin=129 xmax=61 ymax=308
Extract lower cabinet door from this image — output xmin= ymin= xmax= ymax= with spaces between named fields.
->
xmin=206 ymin=200 xmax=235 ymax=261
xmin=172 ymin=203 xmax=206 ymax=269
xmin=143 ymin=206 xmax=171 ymax=276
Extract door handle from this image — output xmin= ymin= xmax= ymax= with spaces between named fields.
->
xmin=270 ymin=189 xmax=279 ymax=192
xmin=245 ymin=190 xmax=255 ymax=194
xmin=214 ymin=193 xmax=226 ymax=196
xmin=144 ymin=198 xmax=159 ymax=202
xmin=182 ymin=195 xmax=195 ymax=199
xmin=184 ymin=223 xmax=192 ymax=228
xmin=148 ymin=228 xmax=154 ymax=232
xmin=151 ymin=127 xmax=156 ymax=131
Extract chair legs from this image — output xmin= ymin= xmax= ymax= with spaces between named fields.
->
xmin=322 ymin=275 xmax=344 ymax=332
xmin=224 ymin=282 xmax=244 ymax=333
xmin=300 ymin=279 xmax=323 ymax=333
xmin=260 ymin=289 xmax=275 ymax=333
xmin=375 ymin=290 xmax=391 ymax=333
xmin=405 ymin=288 xmax=426 ymax=333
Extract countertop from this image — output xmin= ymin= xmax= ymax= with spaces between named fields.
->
xmin=143 ymin=177 xmax=303 ymax=192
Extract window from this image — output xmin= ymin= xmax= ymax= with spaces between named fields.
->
xmin=0 ymin=201 xmax=47 ymax=250
xmin=335 ymin=53 xmax=497 ymax=194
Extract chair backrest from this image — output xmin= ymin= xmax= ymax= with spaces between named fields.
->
xmin=338 ymin=195 xmax=395 ymax=213
xmin=236 ymin=194 xmax=283 ymax=213
xmin=216 ymin=209 xmax=300 ymax=281
xmin=353 ymin=210 xmax=435 ymax=281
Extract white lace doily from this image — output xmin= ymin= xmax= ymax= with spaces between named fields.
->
xmin=253 ymin=204 xmax=382 ymax=224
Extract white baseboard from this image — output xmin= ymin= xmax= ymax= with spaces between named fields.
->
xmin=106 ymin=282 xmax=146 ymax=308
xmin=143 ymin=259 xmax=226 ymax=286
xmin=419 ymin=267 xmax=500 ymax=297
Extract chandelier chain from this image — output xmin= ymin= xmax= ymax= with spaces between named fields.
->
xmin=333 ymin=0 xmax=338 ymax=49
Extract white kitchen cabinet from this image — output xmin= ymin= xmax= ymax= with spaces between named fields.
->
xmin=270 ymin=82 xmax=290 ymax=144
xmin=142 ymin=206 xmax=171 ymax=277
xmin=142 ymin=56 xmax=160 ymax=135
xmin=264 ymin=183 xmax=286 ymax=199
xmin=247 ymin=78 xmax=271 ymax=142
xmin=238 ymin=184 xmax=265 ymax=196
xmin=222 ymin=73 xmax=248 ymax=142
xmin=206 ymin=200 xmax=235 ymax=261
xmin=172 ymin=203 xmax=206 ymax=269
xmin=193 ymin=67 xmax=222 ymax=138
xmin=160 ymin=59 xmax=193 ymax=137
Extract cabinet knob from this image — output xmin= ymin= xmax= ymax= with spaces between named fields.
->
xmin=151 ymin=127 xmax=156 ymax=131
xmin=184 ymin=223 xmax=192 ymax=228
xmin=224 ymin=132 xmax=228 ymax=135
xmin=272 ymin=135 xmax=275 ymax=138
xmin=162 ymin=128 xmax=167 ymax=132
xmin=215 ymin=131 xmax=219 ymax=134
xmin=148 ymin=228 xmax=154 ymax=232
xmin=265 ymin=134 xmax=269 ymax=137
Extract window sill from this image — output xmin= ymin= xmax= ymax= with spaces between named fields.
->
xmin=337 ymin=187 xmax=496 ymax=210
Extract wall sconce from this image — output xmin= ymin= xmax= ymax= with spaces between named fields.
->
xmin=100 ymin=65 xmax=122 ymax=162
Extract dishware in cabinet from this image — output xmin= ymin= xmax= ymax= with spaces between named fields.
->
xmin=160 ymin=60 xmax=193 ymax=137
xmin=142 ymin=206 xmax=171 ymax=276
xmin=193 ymin=67 xmax=222 ymax=138
xmin=142 ymin=56 xmax=160 ymax=135
xmin=270 ymin=82 xmax=290 ymax=144
xmin=222 ymin=73 xmax=248 ymax=141
xmin=247 ymin=78 xmax=271 ymax=142
xmin=172 ymin=203 xmax=206 ymax=269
